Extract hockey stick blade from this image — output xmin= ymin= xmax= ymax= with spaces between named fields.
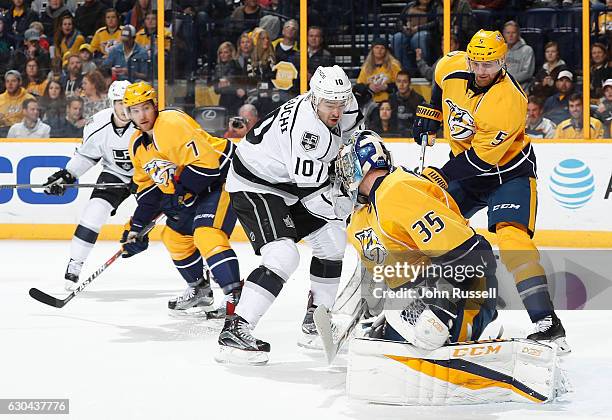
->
xmin=0 ymin=182 xmax=127 ymax=190
xmin=314 ymin=298 xmax=368 ymax=365
xmin=28 ymin=215 xmax=162 ymax=308
xmin=29 ymin=287 xmax=68 ymax=308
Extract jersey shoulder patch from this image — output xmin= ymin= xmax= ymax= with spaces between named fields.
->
xmin=301 ymin=131 xmax=320 ymax=151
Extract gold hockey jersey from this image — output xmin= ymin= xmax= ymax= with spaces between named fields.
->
xmin=130 ymin=109 xmax=234 ymax=196
xmin=347 ymin=167 xmax=475 ymax=282
xmin=432 ymin=51 xmax=536 ymax=187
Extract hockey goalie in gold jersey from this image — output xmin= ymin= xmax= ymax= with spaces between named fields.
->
xmin=120 ymin=81 xmax=241 ymax=315
xmin=334 ymin=130 xmax=568 ymax=406
xmin=335 ymin=129 xmax=498 ymax=347
xmin=412 ymin=29 xmax=569 ymax=352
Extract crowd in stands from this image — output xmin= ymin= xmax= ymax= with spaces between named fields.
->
xmin=0 ymin=0 xmax=611 ymax=138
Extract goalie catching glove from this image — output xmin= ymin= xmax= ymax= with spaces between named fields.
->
xmin=413 ymin=104 xmax=442 ymax=146
xmin=43 ymin=169 xmax=76 ymax=196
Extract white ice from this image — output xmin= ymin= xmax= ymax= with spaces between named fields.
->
xmin=2 ymin=240 xmax=612 ymax=420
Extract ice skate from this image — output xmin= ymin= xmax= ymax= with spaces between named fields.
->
xmin=64 ymin=259 xmax=83 ymax=291
xmin=168 ymin=277 xmax=215 ymax=317
xmin=297 ymin=292 xmax=323 ymax=350
xmin=527 ymin=313 xmax=571 ymax=354
xmin=215 ymin=315 xmax=270 ymax=365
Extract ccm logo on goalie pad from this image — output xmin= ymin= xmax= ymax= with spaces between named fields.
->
xmin=301 ymin=132 xmax=320 ymax=151
xmin=451 ymin=344 xmax=502 ymax=358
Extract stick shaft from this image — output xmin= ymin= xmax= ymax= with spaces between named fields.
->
xmin=418 ymin=133 xmax=428 ymax=174
xmin=0 ymin=183 xmax=127 ymax=190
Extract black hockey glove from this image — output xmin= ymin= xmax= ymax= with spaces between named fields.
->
xmin=413 ymin=104 xmax=443 ymax=146
xmin=43 ymin=169 xmax=76 ymax=196
xmin=120 ymin=220 xmax=149 ymax=258
xmin=161 ymin=180 xmax=195 ymax=222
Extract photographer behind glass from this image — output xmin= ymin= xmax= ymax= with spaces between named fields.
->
xmin=224 ymin=103 xmax=259 ymax=138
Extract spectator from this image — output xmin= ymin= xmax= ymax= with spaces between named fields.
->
xmin=125 ymin=0 xmax=151 ymax=31
xmin=9 ymin=29 xmax=51 ymax=75
xmin=388 ymin=70 xmax=424 ymax=135
xmin=596 ymin=79 xmax=612 ymax=132
xmin=438 ymin=0 xmax=477 ymax=49
xmin=272 ymin=19 xmax=298 ymax=64
xmin=46 ymin=56 xmax=63 ymax=82
xmin=91 ymin=8 xmax=122 ymax=58
xmin=590 ymin=43 xmax=611 ymax=99
xmin=0 ymin=16 xmax=15 ymax=78
xmin=213 ymin=41 xmax=244 ymax=116
xmin=28 ymin=21 xmax=49 ymax=51
xmin=224 ymin=103 xmax=259 ymax=138
xmin=135 ymin=11 xmax=172 ymax=56
xmin=24 ymin=58 xmax=48 ymax=96
xmin=54 ymin=15 xmax=85 ymax=59
xmin=258 ymin=14 xmax=281 ymax=40
xmin=597 ymin=0 xmax=612 ymax=37
xmin=369 ymin=100 xmax=401 ymax=137
xmin=0 ymin=70 xmax=35 ymax=136
xmin=48 ymin=96 xmax=85 ymax=137
xmin=530 ymin=41 xmax=566 ymax=100
xmin=39 ymin=79 xmax=65 ymax=121
xmin=7 ymin=98 xmax=51 ymax=137
xmin=74 ymin=0 xmax=106 ymax=38
xmin=38 ymin=0 xmax=72 ymax=43
xmin=543 ymin=69 xmax=574 ymax=124
xmin=306 ymin=26 xmax=334 ymax=80
xmin=6 ymin=0 xmax=37 ymax=39
xmin=248 ymin=27 xmax=275 ymax=83
xmin=555 ymin=93 xmax=603 ymax=139
xmin=230 ymin=0 xmax=263 ymax=35
xmin=502 ymin=21 xmax=535 ymax=90
xmin=236 ymin=31 xmax=254 ymax=72
xmin=103 ymin=25 xmax=149 ymax=81
xmin=469 ymin=0 xmax=506 ymax=9
xmin=78 ymin=44 xmax=97 ymax=74
xmin=416 ymin=35 xmax=459 ymax=82
xmin=526 ymin=95 xmax=556 ymax=139
xmin=81 ymin=70 xmax=107 ymax=119
xmin=60 ymin=53 xmax=83 ymax=97
xmin=356 ymin=38 xmax=402 ymax=103
xmin=391 ymin=0 xmax=438 ymax=72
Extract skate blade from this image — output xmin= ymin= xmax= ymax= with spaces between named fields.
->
xmin=168 ymin=305 xmax=216 ymax=318
xmin=64 ymin=280 xmax=78 ymax=292
xmin=214 ymin=345 xmax=269 ymax=366
xmin=297 ymin=332 xmax=323 ymax=350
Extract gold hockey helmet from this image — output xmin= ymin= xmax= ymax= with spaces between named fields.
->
xmin=123 ymin=81 xmax=158 ymax=107
xmin=466 ymin=29 xmax=507 ymax=62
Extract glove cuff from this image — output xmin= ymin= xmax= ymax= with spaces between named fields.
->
xmin=416 ymin=105 xmax=443 ymax=122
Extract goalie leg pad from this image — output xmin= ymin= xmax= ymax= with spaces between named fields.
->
xmin=384 ymin=307 xmax=450 ymax=351
xmin=347 ymin=338 xmax=569 ymax=405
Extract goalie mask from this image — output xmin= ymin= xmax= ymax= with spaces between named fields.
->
xmin=335 ymin=130 xmax=393 ymax=205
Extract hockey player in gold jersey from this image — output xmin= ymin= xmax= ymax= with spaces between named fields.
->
xmin=412 ymin=29 xmax=569 ymax=352
xmin=335 ymin=130 xmax=498 ymax=347
xmin=120 ymin=82 xmax=241 ymax=315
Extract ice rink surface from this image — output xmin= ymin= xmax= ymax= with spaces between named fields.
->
xmin=3 ymin=240 xmax=612 ymax=420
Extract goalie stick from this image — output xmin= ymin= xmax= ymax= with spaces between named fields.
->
xmin=313 ymin=263 xmax=370 ymax=364
xmin=28 ymin=215 xmax=162 ymax=308
xmin=0 ymin=182 xmax=127 ymax=190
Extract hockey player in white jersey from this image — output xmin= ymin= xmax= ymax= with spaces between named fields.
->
xmin=43 ymin=80 xmax=136 ymax=291
xmin=216 ymin=65 xmax=364 ymax=365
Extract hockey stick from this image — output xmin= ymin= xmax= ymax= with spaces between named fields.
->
xmin=0 ymin=182 xmax=127 ymax=190
xmin=417 ymin=133 xmax=428 ymax=175
xmin=28 ymin=216 xmax=161 ymax=308
xmin=313 ymin=263 xmax=371 ymax=364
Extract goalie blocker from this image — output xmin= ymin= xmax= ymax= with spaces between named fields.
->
xmin=347 ymin=338 xmax=569 ymax=405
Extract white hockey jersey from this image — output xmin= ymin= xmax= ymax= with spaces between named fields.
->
xmin=226 ymin=92 xmax=364 ymax=221
xmin=65 ymin=108 xmax=137 ymax=182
